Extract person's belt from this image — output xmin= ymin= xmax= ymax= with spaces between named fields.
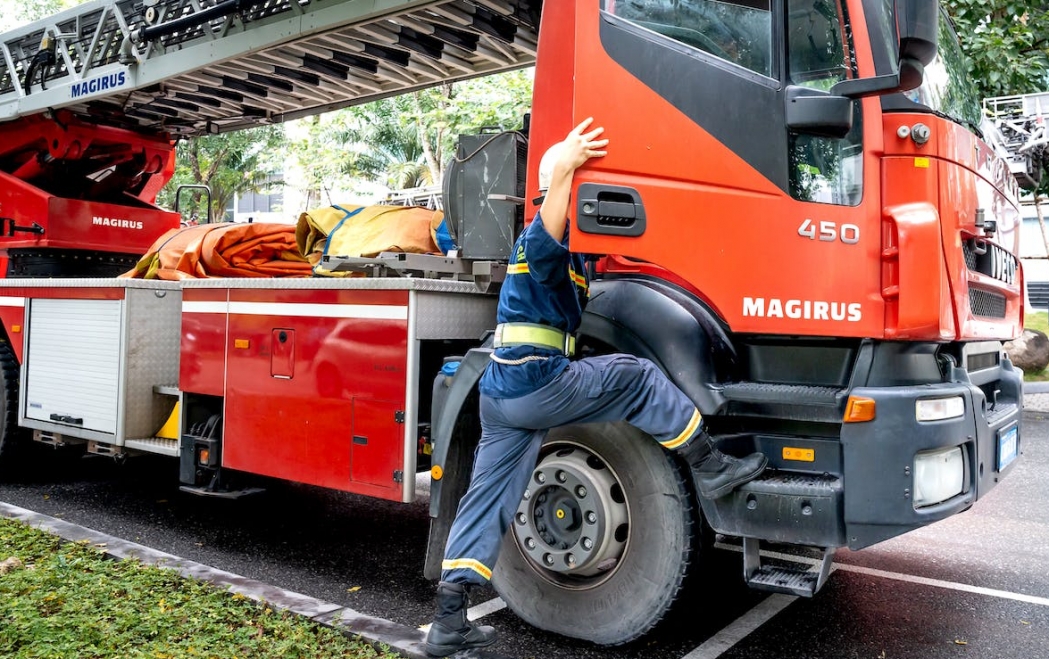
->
xmin=493 ymin=323 xmax=575 ymax=356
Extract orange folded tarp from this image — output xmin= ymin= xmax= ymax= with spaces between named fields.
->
xmin=122 ymin=222 xmax=312 ymax=280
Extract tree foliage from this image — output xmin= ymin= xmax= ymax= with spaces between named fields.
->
xmin=156 ymin=125 xmax=286 ymax=223
xmin=0 ymin=0 xmax=75 ymax=31
xmin=289 ymin=70 xmax=533 ymax=203
xmin=944 ymin=1 xmax=1049 ymax=98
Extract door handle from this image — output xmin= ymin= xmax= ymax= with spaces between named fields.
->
xmin=576 ymin=184 xmax=646 ymax=236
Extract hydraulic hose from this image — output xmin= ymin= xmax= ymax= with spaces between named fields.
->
xmin=134 ymin=0 xmax=250 ymax=44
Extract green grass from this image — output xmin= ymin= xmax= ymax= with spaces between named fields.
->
xmin=0 ymin=518 xmax=398 ymax=659
xmin=1023 ymin=312 xmax=1049 ymax=382
xmin=1025 ymin=311 xmax=1049 ymax=336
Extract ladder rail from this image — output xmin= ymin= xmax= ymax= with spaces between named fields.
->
xmin=0 ymin=0 xmax=538 ymax=136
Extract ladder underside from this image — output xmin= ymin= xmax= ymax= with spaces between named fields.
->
xmin=0 ymin=0 xmax=539 ymax=136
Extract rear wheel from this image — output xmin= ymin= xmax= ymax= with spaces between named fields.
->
xmin=0 ymin=340 xmax=27 ymax=475
xmin=493 ymin=422 xmax=695 ymax=645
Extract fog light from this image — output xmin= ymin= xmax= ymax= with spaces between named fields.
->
xmin=915 ymin=396 xmax=964 ymax=421
xmin=913 ymin=446 xmax=964 ymax=507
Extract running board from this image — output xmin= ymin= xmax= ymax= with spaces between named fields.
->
xmin=178 ymin=485 xmax=265 ymax=500
xmin=742 ymin=538 xmax=834 ymax=597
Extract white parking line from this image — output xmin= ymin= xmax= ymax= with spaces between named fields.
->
xmin=684 ymin=536 xmax=1049 ymax=659
xmin=715 ymin=542 xmax=1049 ymax=608
xmin=679 ymin=593 xmax=797 ymax=659
xmin=418 ymin=596 xmax=507 ymax=632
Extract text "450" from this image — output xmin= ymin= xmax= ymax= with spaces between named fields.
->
xmin=798 ymin=219 xmax=859 ymax=244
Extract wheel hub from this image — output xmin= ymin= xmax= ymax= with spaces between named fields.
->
xmin=513 ymin=445 xmax=628 ymax=577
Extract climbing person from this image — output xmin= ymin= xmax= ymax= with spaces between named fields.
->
xmin=424 ymin=118 xmax=767 ymax=657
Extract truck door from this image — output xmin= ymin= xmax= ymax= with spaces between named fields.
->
xmin=541 ymin=0 xmax=885 ymax=338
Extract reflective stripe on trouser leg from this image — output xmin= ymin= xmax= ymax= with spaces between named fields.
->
xmin=441 ymin=402 xmax=545 ymax=585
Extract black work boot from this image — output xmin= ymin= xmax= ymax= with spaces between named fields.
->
xmin=679 ymin=432 xmax=768 ymax=499
xmin=424 ymin=581 xmax=497 ymax=657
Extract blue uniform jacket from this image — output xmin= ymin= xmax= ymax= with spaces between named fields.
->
xmin=478 ymin=213 xmax=590 ymax=399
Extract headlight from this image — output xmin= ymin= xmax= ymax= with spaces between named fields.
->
xmin=915 ymin=396 xmax=964 ymax=421
xmin=913 ymin=446 xmax=965 ymax=507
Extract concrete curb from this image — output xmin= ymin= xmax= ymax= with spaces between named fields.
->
xmin=0 ymin=502 xmax=507 ymax=659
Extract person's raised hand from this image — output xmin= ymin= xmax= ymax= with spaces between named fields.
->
xmin=557 ymin=117 xmax=609 ymax=175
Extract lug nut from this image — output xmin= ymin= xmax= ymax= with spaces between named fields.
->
xmin=566 ymin=553 xmax=576 ymax=567
xmin=582 ymin=538 xmax=593 ymax=550
xmin=523 ymin=490 xmax=531 ymax=499
xmin=576 ymin=486 xmax=587 ymax=498
xmin=544 ymin=554 xmax=555 ymax=566
xmin=556 ymin=470 xmax=567 ymax=483
xmin=585 ymin=512 xmax=597 ymax=524
xmin=525 ymin=538 xmax=535 ymax=549
xmin=517 ymin=513 xmax=527 ymax=525
xmin=536 ymin=472 xmax=546 ymax=484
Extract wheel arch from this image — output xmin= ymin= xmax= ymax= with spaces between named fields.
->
xmin=580 ymin=277 xmax=735 ymax=414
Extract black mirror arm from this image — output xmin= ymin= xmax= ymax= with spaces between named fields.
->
xmin=830 ymin=58 xmax=925 ymax=100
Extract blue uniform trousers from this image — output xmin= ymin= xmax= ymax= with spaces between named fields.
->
xmin=440 ymin=354 xmax=702 ymax=585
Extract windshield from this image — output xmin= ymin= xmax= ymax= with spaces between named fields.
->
xmin=870 ymin=1 xmax=982 ymax=128
xmin=604 ymin=0 xmax=773 ymax=77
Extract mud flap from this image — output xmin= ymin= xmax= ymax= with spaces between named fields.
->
xmin=423 ymin=347 xmax=491 ymax=579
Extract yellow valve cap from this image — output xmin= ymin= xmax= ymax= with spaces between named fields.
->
xmin=844 ymin=396 xmax=876 ymax=423
xmin=431 ymin=465 xmax=444 ymax=481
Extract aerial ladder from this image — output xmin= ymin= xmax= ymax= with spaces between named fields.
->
xmin=0 ymin=0 xmax=538 ymax=275
xmin=983 ymin=92 xmax=1049 ymax=191
xmin=984 ymin=91 xmax=1049 ymax=306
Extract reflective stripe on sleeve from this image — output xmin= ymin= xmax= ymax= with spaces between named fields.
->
xmin=441 ymin=558 xmax=493 ymax=581
xmin=568 ymin=268 xmax=588 ymax=291
xmin=507 ymin=263 xmax=530 ymax=275
xmin=661 ymin=408 xmax=702 ymax=450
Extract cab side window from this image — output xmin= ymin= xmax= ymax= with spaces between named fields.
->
xmin=605 ymin=0 xmax=773 ymax=78
xmin=787 ymin=0 xmax=863 ymax=206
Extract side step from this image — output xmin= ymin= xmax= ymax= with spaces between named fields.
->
xmin=718 ymin=382 xmax=845 ymax=422
xmin=125 ymin=437 xmax=179 ymax=457
xmin=743 ymin=538 xmax=834 ymax=597
xmin=700 ymin=471 xmax=845 ymax=547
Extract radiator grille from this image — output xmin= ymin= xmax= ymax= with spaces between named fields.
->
xmin=969 ymin=289 xmax=1007 ymax=318
xmin=963 ymin=239 xmax=1017 ymax=285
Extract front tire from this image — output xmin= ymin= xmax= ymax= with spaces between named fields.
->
xmin=493 ymin=422 xmax=695 ymax=645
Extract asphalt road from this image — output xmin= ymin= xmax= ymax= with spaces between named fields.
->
xmin=1 ymin=412 xmax=1047 ymax=659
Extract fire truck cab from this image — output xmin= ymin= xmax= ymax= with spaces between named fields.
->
xmin=0 ymin=0 xmax=1026 ymax=645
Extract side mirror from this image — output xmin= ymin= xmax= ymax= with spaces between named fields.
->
xmin=785 ymin=86 xmax=853 ymax=139
xmin=828 ymin=0 xmax=938 ymax=100
xmin=898 ymin=0 xmax=938 ymax=66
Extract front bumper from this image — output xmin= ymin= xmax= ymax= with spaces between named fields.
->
xmin=701 ymin=348 xmax=1023 ymax=551
xmin=841 ymin=359 xmax=1022 ymax=549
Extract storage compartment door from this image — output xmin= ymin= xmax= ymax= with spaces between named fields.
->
xmin=23 ymin=298 xmax=123 ymax=435
xmin=352 ymin=398 xmax=405 ymax=498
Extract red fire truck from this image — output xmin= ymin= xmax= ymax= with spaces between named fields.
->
xmin=0 ymin=0 xmax=1026 ymax=645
